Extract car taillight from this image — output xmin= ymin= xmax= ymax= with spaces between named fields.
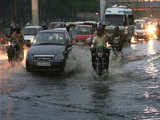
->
xmin=0 ymin=37 xmax=4 ymax=41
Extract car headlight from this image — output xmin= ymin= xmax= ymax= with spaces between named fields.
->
xmin=55 ymin=54 xmax=64 ymax=60
xmin=30 ymin=38 xmax=34 ymax=43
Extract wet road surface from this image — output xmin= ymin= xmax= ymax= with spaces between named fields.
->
xmin=1 ymin=40 xmax=160 ymax=120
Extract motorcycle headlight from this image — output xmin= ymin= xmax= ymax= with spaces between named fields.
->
xmin=55 ymin=54 xmax=64 ymax=60
xmin=124 ymin=29 xmax=128 ymax=34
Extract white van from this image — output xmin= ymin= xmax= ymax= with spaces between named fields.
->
xmin=104 ymin=5 xmax=134 ymax=42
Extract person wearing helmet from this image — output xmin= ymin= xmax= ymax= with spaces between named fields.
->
xmin=66 ymin=24 xmax=73 ymax=42
xmin=92 ymin=24 xmax=108 ymax=47
xmin=110 ymin=26 xmax=124 ymax=56
xmin=91 ymin=24 xmax=110 ymax=70
xmin=10 ymin=25 xmax=24 ymax=61
xmin=9 ymin=22 xmax=18 ymax=37
xmin=66 ymin=24 xmax=70 ymax=33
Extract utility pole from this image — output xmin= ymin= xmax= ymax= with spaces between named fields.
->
xmin=149 ymin=0 xmax=152 ymax=17
xmin=14 ymin=0 xmax=17 ymax=21
xmin=100 ymin=0 xmax=106 ymax=22
xmin=32 ymin=0 xmax=39 ymax=25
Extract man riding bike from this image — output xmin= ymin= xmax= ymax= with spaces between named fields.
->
xmin=109 ymin=26 xmax=124 ymax=56
xmin=91 ymin=24 xmax=110 ymax=71
xmin=92 ymin=25 xmax=108 ymax=47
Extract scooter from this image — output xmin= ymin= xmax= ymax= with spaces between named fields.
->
xmin=91 ymin=46 xmax=110 ymax=76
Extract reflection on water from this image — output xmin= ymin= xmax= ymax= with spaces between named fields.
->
xmin=145 ymin=40 xmax=158 ymax=78
xmin=131 ymin=44 xmax=137 ymax=50
xmin=145 ymin=63 xmax=158 ymax=78
xmin=144 ymin=91 xmax=150 ymax=98
xmin=5 ymin=97 xmax=13 ymax=120
xmin=147 ymin=40 xmax=156 ymax=55
xmin=143 ymin=106 xmax=159 ymax=114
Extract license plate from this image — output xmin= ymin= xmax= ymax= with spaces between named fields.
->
xmin=98 ymin=53 xmax=103 ymax=57
xmin=37 ymin=61 xmax=51 ymax=67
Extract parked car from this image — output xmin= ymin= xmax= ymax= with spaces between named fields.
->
xmin=48 ymin=22 xmax=65 ymax=29
xmin=23 ymin=26 xmax=42 ymax=46
xmin=73 ymin=25 xmax=94 ymax=45
xmin=26 ymin=28 xmax=72 ymax=72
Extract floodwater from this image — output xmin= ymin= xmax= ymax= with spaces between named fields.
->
xmin=1 ymin=40 xmax=160 ymax=120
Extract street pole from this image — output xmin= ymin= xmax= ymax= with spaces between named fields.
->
xmin=149 ymin=0 xmax=152 ymax=17
xmin=100 ymin=0 xmax=106 ymax=22
xmin=14 ymin=0 xmax=17 ymax=21
xmin=32 ymin=0 xmax=39 ymax=25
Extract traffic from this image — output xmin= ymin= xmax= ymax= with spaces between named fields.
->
xmin=1 ymin=3 xmax=160 ymax=120
xmin=1 ymin=5 xmax=159 ymax=76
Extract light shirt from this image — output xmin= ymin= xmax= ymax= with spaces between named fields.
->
xmin=92 ymin=35 xmax=107 ymax=47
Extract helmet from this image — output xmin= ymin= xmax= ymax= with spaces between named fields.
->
xmin=97 ymin=24 xmax=103 ymax=31
xmin=66 ymin=24 xmax=70 ymax=32
xmin=66 ymin=24 xmax=70 ymax=29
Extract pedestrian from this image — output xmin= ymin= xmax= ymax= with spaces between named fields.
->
xmin=10 ymin=25 xmax=24 ymax=61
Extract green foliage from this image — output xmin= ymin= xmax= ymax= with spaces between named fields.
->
xmin=0 ymin=0 xmax=100 ymax=24
xmin=39 ymin=0 xmax=99 ymax=16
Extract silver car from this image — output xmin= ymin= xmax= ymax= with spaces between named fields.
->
xmin=23 ymin=26 xmax=42 ymax=46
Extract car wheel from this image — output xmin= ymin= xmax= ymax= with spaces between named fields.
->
xmin=26 ymin=62 xmax=32 ymax=72
xmin=26 ymin=66 xmax=31 ymax=72
xmin=60 ymin=62 xmax=66 ymax=73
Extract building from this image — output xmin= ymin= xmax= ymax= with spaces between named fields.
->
xmin=105 ymin=0 xmax=160 ymax=17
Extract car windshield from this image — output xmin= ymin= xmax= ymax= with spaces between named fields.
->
xmin=75 ymin=27 xmax=92 ymax=35
xmin=48 ymin=22 xmax=65 ymax=29
xmin=135 ymin=24 xmax=145 ymax=30
xmin=105 ymin=15 xmax=124 ymax=26
xmin=23 ymin=28 xmax=39 ymax=35
xmin=34 ymin=32 xmax=65 ymax=45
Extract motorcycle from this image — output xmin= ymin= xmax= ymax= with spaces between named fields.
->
xmin=7 ymin=40 xmax=21 ymax=65
xmin=91 ymin=46 xmax=110 ymax=76
xmin=108 ymin=35 xmax=123 ymax=56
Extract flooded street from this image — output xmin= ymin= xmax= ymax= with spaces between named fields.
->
xmin=1 ymin=40 xmax=160 ymax=120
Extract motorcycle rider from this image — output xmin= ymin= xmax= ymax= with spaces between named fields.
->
xmin=10 ymin=25 xmax=24 ymax=61
xmin=92 ymin=24 xmax=108 ymax=47
xmin=110 ymin=26 xmax=124 ymax=56
xmin=9 ymin=22 xmax=17 ymax=37
xmin=91 ymin=24 xmax=110 ymax=70
xmin=66 ymin=24 xmax=73 ymax=42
